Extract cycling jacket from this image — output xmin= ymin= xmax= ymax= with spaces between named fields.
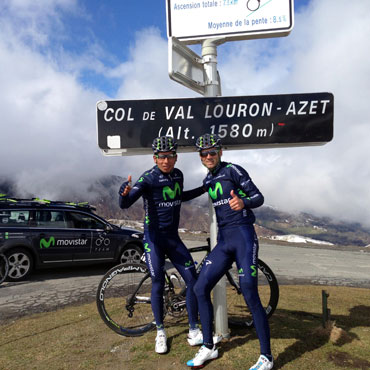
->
xmin=203 ymin=161 xmax=264 ymax=228
xmin=119 ymin=166 xmax=204 ymax=232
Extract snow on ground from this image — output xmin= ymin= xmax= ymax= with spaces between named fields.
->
xmin=270 ymin=234 xmax=334 ymax=245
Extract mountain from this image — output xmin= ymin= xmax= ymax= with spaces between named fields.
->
xmin=2 ymin=176 xmax=370 ymax=247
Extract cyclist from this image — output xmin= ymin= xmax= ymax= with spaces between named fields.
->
xmin=119 ymin=136 xmax=205 ymax=354
xmin=187 ymin=133 xmax=273 ymax=370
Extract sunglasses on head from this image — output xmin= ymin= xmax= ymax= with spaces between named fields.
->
xmin=155 ymin=153 xmax=177 ymax=159
xmin=199 ymin=150 xmax=219 ymax=158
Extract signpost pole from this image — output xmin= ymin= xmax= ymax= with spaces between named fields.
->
xmin=202 ymin=38 xmax=230 ymax=340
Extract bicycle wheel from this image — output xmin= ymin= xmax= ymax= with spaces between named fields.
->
xmin=0 ymin=254 xmax=9 ymax=285
xmin=96 ymin=263 xmax=156 ymax=336
xmin=226 ymin=258 xmax=279 ymax=328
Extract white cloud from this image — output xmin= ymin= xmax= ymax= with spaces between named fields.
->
xmin=0 ymin=0 xmax=370 ymax=227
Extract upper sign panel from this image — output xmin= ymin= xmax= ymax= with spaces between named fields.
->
xmin=166 ymin=0 xmax=294 ymax=44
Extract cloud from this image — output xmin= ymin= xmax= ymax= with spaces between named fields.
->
xmin=215 ymin=0 xmax=370 ymax=226
xmin=0 ymin=0 xmax=370 ymax=227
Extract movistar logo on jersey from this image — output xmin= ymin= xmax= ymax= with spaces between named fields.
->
xmin=40 ymin=237 xmax=55 ymax=249
xmin=250 ymin=265 xmax=257 ymax=277
xmin=144 ymin=243 xmax=151 ymax=253
xmin=162 ymin=182 xmax=181 ymax=201
xmin=237 ymin=189 xmax=247 ymax=198
xmin=208 ymin=182 xmax=223 ymax=200
xmin=184 ymin=260 xmax=194 ymax=269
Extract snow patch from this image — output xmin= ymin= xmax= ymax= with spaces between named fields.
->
xmin=270 ymin=234 xmax=334 ymax=245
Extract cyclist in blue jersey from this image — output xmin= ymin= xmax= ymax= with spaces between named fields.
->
xmin=119 ymin=136 xmax=206 ymax=354
xmin=187 ymin=134 xmax=273 ymax=370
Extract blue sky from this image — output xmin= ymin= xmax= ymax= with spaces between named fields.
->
xmin=1 ymin=0 xmax=370 ymax=227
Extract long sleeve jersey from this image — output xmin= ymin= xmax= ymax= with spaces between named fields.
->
xmin=119 ymin=166 xmax=204 ymax=232
xmin=203 ymin=161 xmax=264 ymax=229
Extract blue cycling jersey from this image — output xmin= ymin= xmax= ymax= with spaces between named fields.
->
xmin=118 ymin=165 xmax=204 ymax=329
xmin=195 ymin=161 xmax=271 ymax=354
xmin=203 ymin=161 xmax=264 ymax=228
xmin=119 ymin=165 xmax=204 ymax=231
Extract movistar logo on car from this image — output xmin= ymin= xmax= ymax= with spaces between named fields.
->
xmin=40 ymin=237 xmax=87 ymax=248
xmin=162 ymin=182 xmax=181 ymax=201
xmin=57 ymin=239 xmax=88 ymax=246
xmin=40 ymin=237 xmax=55 ymax=249
xmin=208 ymin=182 xmax=223 ymax=200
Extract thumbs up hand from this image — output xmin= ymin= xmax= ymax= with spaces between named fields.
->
xmin=229 ymin=190 xmax=244 ymax=211
xmin=120 ymin=175 xmax=132 ymax=196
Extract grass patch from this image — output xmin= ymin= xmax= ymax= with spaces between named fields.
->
xmin=1 ymin=285 xmax=370 ymax=369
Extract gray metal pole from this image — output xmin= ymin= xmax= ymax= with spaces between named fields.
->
xmin=202 ymin=38 xmax=229 ymax=340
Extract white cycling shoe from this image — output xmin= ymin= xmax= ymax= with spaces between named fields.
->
xmin=155 ymin=331 xmax=167 ymax=354
xmin=249 ymin=354 xmax=274 ymax=370
xmin=186 ymin=345 xmax=218 ymax=367
xmin=187 ymin=329 xmax=222 ymax=347
xmin=187 ymin=329 xmax=203 ymax=346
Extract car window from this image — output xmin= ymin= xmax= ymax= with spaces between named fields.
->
xmin=36 ymin=210 xmax=68 ymax=228
xmin=0 ymin=210 xmax=30 ymax=226
xmin=67 ymin=211 xmax=105 ymax=230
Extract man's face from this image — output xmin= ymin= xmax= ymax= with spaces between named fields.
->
xmin=200 ymin=148 xmax=222 ymax=170
xmin=153 ymin=151 xmax=177 ymax=173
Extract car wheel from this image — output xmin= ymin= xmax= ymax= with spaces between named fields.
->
xmin=6 ymin=248 xmax=33 ymax=281
xmin=119 ymin=244 xmax=143 ymax=264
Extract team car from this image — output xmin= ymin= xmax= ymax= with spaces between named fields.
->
xmin=0 ymin=196 xmax=144 ymax=281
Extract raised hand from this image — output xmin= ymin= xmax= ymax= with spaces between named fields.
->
xmin=121 ymin=175 xmax=132 ymax=196
xmin=229 ymin=190 xmax=244 ymax=211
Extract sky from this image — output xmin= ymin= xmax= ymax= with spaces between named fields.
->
xmin=0 ymin=0 xmax=370 ymax=227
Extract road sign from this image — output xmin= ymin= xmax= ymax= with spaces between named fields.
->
xmin=166 ymin=0 xmax=294 ymax=44
xmin=96 ymin=92 xmax=333 ymax=156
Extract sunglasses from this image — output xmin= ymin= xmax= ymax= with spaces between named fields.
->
xmin=156 ymin=153 xmax=177 ymax=160
xmin=200 ymin=150 xmax=219 ymax=158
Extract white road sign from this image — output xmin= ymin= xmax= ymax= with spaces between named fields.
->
xmin=166 ymin=0 xmax=294 ymax=44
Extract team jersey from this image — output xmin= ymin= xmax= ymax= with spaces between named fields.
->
xmin=119 ymin=166 xmax=204 ymax=231
xmin=203 ymin=161 xmax=264 ymax=228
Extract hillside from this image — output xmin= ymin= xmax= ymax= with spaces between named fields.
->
xmin=1 ymin=176 xmax=370 ymax=247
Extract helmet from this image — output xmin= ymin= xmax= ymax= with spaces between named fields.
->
xmin=195 ymin=133 xmax=221 ymax=151
xmin=152 ymin=136 xmax=177 ymax=154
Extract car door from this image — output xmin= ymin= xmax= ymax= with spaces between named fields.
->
xmin=66 ymin=211 xmax=115 ymax=262
xmin=34 ymin=210 xmax=77 ymax=263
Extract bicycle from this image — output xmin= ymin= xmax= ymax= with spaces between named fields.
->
xmin=96 ymin=239 xmax=279 ymax=337
xmin=0 ymin=253 xmax=9 ymax=285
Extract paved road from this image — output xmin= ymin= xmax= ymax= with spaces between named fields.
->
xmin=1 ymin=241 xmax=369 ymax=324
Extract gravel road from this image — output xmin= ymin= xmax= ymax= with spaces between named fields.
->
xmin=1 ymin=241 xmax=369 ymax=324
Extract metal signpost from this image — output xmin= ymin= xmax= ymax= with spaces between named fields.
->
xmin=96 ymin=0 xmax=334 ymax=341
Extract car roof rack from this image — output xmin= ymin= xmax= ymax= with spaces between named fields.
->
xmin=0 ymin=194 xmax=96 ymax=211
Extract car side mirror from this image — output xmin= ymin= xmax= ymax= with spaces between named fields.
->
xmin=105 ymin=224 xmax=113 ymax=232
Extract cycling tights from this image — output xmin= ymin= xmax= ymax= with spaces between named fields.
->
xmin=193 ymin=224 xmax=271 ymax=355
xmin=144 ymin=230 xmax=199 ymax=329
